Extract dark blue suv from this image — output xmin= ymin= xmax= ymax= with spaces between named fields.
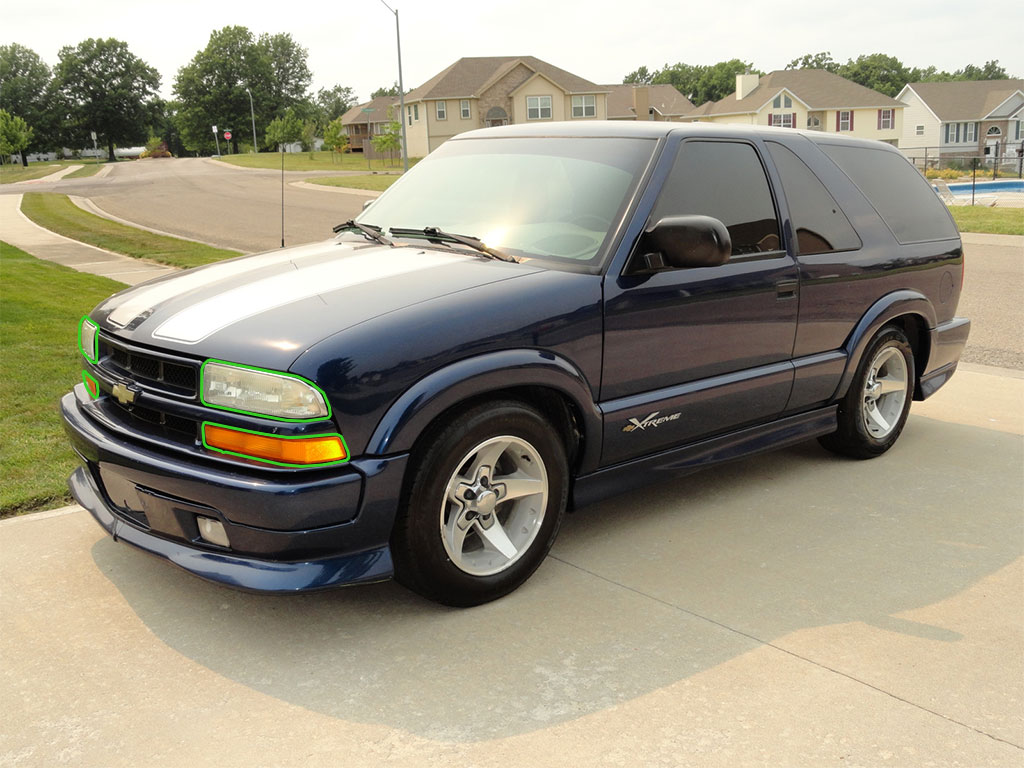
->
xmin=62 ymin=122 xmax=970 ymax=605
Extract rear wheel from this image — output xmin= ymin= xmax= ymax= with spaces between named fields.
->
xmin=392 ymin=400 xmax=568 ymax=606
xmin=819 ymin=326 xmax=915 ymax=459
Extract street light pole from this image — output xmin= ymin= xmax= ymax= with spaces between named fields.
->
xmin=245 ymin=87 xmax=258 ymax=153
xmin=380 ymin=0 xmax=409 ymax=172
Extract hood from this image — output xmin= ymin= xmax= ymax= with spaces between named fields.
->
xmin=93 ymin=238 xmax=542 ymax=371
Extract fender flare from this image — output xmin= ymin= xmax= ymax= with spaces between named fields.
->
xmin=365 ymin=349 xmax=604 ymax=472
xmin=834 ymin=290 xmax=936 ymax=399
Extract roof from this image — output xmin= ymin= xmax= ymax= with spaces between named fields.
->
xmin=340 ymin=95 xmax=398 ymax=126
xmin=698 ymin=70 xmax=904 ymax=117
xmin=405 ymin=56 xmax=607 ymax=101
xmin=900 ymin=80 xmax=1024 ymax=121
xmin=604 ymin=84 xmax=694 ymax=118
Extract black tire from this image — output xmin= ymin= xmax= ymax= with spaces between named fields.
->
xmin=391 ymin=400 xmax=568 ymax=607
xmin=819 ymin=326 xmax=915 ymax=459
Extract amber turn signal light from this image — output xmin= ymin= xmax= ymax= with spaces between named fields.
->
xmin=202 ymin=423 xmax=348 ymax=466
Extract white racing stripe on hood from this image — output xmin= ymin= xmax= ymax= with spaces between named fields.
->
xmin=152 ymin=249 xmax=460 ymax=344
xmin=106 ymin=242 xmax=353 ymax=328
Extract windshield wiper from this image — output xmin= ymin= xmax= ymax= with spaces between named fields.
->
xmin=332 ymin=219 xmax=392 ymax=246
xmin=389 ymin=226 xmax=518 ymax=263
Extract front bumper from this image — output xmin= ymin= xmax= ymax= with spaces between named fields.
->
xmin=61 ymin=388 xmax=408 ymax=593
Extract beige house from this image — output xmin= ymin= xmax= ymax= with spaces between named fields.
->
xmin=399 ymin=56 xmax=610 ymax=156
xmin=683 ymin=70 xmax=904 ymax=144
xmin=340 ymin=95 xmax=400 ymax=151
xmin=896 ymin=80 xmax=1023 ymax=166
xmin=605 ymin=84 xmax=694 ymax=121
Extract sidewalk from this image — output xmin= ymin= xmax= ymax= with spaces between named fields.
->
xmin=0 ymin=193 xmax=176 ymax=286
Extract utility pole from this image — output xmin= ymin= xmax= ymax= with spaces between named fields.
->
xmin=245 ymin=87 xmax=258 ymax=153
xmin=380 ymin=0 xmax=409 ymax=172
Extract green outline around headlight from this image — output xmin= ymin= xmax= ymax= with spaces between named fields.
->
xmin=199 ymin=359 xmax=333 ymax=423
xmin=78 ymin=316 xmax=99 ymax=365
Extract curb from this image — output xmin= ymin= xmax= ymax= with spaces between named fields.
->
xmin=70 ymin=195 xmax=232 ymax=251
xmin=290 ymin=180 xmax=382 ymax=198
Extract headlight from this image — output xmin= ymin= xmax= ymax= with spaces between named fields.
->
xmin=201 ymin=360 xmax=330 ymax=421
xmin=79 ymin=316 xmax=99 ymax=364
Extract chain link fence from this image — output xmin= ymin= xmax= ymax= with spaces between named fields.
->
xmin=906 ymin=150 xmax=1024 ymax=208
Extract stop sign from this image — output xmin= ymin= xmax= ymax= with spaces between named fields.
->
xmin=224 ymin=131 xmax=232 ymax=140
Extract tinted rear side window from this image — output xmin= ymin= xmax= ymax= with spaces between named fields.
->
xmin=821 ymin=144 xmax=958 ymax=243
xmin=766 ymin=141 xmax=860 ymax=255
xmin=651 ymin=140 xmax=781 ymax=256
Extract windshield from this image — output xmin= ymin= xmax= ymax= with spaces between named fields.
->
xmin=356 ymin=136 xmax=656 ymax=268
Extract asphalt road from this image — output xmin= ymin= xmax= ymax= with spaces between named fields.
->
xmin=18 ymin=157 xmax=367 ymax=254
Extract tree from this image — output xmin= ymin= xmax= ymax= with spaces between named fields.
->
xmin=0 ymin=109 xmax=34 ymax=163
xmin=315 ymin=85 xmax=357 ymax=131
xmin=322 ymin=117 xmax=349 ymax=155
xmin=690 ymin=60 xmax=759 ymax=104
xmin=952 ymin=60 xmax=1009 ymax=80
xmin=371 ymin=82 xmax=400 ymax=99
xmin=836 ymin=54 xmax=912 ymax=98
xmin=265 ymin=109 xmax=303 ymax=149
xmin=174 ymin=26 xmax=312 ymax=154
xmin=0 ymin=43 xmax=55 ymax=165
xmin=785 ymin=52 xmax=839 ymax=72
xmin=623 ymin=66 xmax=654 ymax=84
xmin=371 ymin=112 xmax=401 ymax=165
xmin=52 ymin=38 xmax=160 ymax=162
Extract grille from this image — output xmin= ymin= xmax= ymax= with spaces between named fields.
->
xmin=107 ymin=399 xmax=199 ymax=444
xmin=98 ymin=335 xmax=198 ymax=397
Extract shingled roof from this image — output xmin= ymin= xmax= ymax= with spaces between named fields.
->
xmin=340 ymin=95 xmax=398 ymax=126
xmin=405 ymin=56 xmax=607 ymax=101
xmin=604 ymin=84 xmax=694 ymax=118
xmin=900 ymin=80 xmax=1024 ymax=121
xmin=699 ymin=70 xmax=903 ymax=116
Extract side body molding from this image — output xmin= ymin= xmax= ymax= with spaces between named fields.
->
xmin=366 ymin=349 xmax=604 ymax=472
xmin=833 ymin=289 xmax=936 ymax=401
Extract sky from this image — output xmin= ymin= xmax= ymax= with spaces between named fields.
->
xmin=6 ymin=0 xmax=1023 ymax=104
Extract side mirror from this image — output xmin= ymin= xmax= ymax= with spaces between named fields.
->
xmin=630 ymin=215 xmax=731 ymax=273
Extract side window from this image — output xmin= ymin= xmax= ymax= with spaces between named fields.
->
xmin=822 ymin=144 xmax=958 ymax=243
xmin=650 ymin=141 xmax=781 ymax=256
xmin=765 ymin=141 xmax=860 ymax=255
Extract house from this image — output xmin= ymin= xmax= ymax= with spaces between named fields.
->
xmin=604 ymin=84 xmax=694 ymax=121
xmin=896 ymin=80 xmax=1023 ymax=166
xmin=340 ymin=95 xmax=400 ymax=151
xmin=400 ymin=56 xmax=610 ymax=156
xmin=682 ymin=70 xmax=904 ymax=144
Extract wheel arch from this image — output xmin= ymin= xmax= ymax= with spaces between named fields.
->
xmin=835 ymin=290 xmax=935 ymax=401
xmin=365 ymin=350 xmax=603 ymax=474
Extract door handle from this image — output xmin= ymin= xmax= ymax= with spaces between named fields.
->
xmin=776 ymin=280 xmax=798 ymax=300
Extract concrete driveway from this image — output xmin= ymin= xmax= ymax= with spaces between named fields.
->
xmin=2 ymin=365 xmax=1020 ymax=767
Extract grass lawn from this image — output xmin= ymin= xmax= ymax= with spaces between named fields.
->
xmin=20 ymin=193 xmax=241 ymax=268
xmin=950 ymin=206 xmax=1024 ymax=236
xmin=0 ymin=242 xmax=125 ymax=516
xmin=308 ymin=174 xmax=399 ymax=192
xmin=63 ymin=161 xmax=109 ymax=179
xmin=219 ymin=150 xmax=411 ymax=173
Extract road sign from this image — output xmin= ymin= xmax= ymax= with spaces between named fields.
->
xmin=224 ymin=131 xmax=232 ymax=140
xmin=90 ymin=131 xmax=97 ymax=141
xmin=212 ymin=125 xmax=218 ymax=133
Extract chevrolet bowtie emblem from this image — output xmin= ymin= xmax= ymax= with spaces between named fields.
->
xmin=111 ymin=383 xmax=138 ymax=405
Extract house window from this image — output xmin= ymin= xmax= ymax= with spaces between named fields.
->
xmin=1015 ymin=120 xmax=1021 ymax=140
xmin=414 ymin=104 xmax=419 ymax=121
xmin=527 ymin=95 xmax=552 ymax=120
xmin=769 ymin=113 xmax=794 ymax=128
xmin=838 ymin=111 xmax=852 ymax=131
xmin=572 ymin=94 xmax=596 ymax=118
xmin=460 ymin=99 xmax=470 ymax=119
xmin=915 ymin=124 xmax=924 ymax=136
xmin=436 ymin=101 xmax=446 ymax=120
xmin=965 ymin=122 xmax=976 ymax=142
xmin=987 ymin=126 xmax=1001 ymax=136
xmin=407 ymin=106 xmax=412 ymax=126
xmin=878 ymin=109 xmax=894 ymax=130
xmin=772 ymin=94 xmax=792 ymax=109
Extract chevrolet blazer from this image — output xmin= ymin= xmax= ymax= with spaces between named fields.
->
xmin=62 ymin=122 xmax=970 ymax=606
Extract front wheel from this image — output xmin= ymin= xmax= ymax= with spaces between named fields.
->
xmin=391 ymin=400 xmax=568 ymax=606
xmin=819 ymin=326 xmax=915 ymax=459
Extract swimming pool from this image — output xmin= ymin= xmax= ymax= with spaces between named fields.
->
xmin=948 ymin=179 xmax=1024 ymax=194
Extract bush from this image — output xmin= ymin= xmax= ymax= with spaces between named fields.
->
xmin=925 ymin=168 xmax=962 ymax=179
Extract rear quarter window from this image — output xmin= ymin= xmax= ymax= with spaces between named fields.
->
xmin=766 ymin=141 xmax=860 ymax=255
xmin=820 ymin=144 xmax=958 ymax=244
